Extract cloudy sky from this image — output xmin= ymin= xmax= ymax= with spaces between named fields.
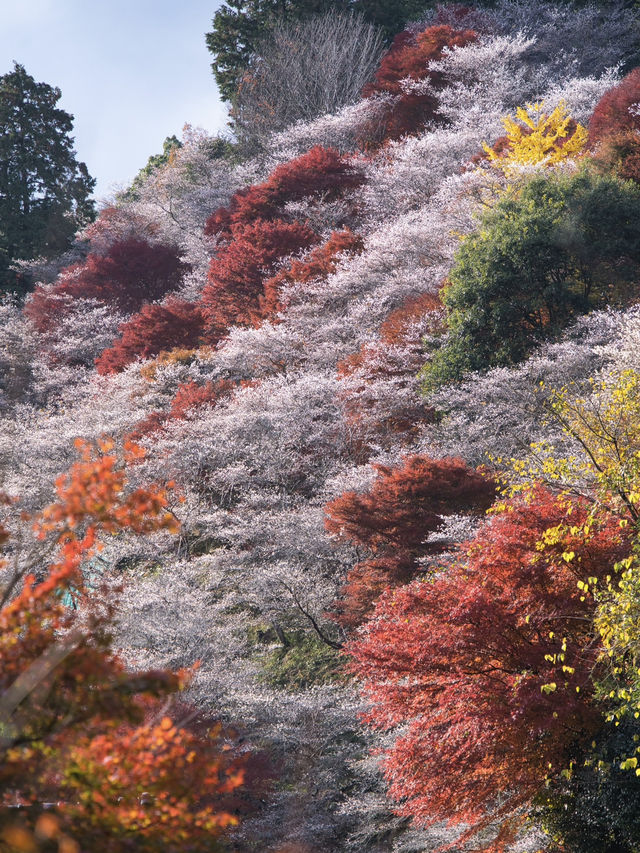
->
xmin=0 ymin=0 xmax=229 ymax=201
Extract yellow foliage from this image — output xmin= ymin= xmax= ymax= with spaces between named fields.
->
xmin=139 ymin=346 xmax=214 ymax=381
xmin=483 ymin=100 xmax=588 ymax=177
xmin=502 ymin=369 xmax=640 ymax=527
xmin=502 ymin=368 xmax=640 ymax=728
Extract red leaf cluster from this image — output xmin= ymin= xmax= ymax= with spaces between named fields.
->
xmin=128 ymin=379 xmax=236 ymax=442
xmin=326 ymin=455 xmax=495 ymax=627
xmin=201 ymin=219 xmax=318 ymax=340
xmin=589 ymin=68 xmax=640 ymax=146
xmin=95 ymin=298 xmax=206 ymax=374
xmin=26 ymin=239 xmax=187 ymax=333
xmin=362 ymin=25 xmax=478 ymax=142
xmin=348 ymin=488 xmax=630 ymax=848
xmin=204 ymin=146 xmax=365 ymax=238
xmin=339 ymin=292 xmax=443 ymax=378
xmin=262 ymin=228 xmax=364 ymax=317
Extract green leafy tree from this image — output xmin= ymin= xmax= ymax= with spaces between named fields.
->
xmin=205 ymin=0 xmax=427 ymax=104
xmin=0 ymin=63 xmax=95 ymax=295
xmin=420 ymin=170 xmax=640 ymax=391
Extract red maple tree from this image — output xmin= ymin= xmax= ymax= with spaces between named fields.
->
xmin=326 ymin=454 xmax=495 ymax=627
xmin=362 ymin=25 xmax=477 ymax=142
xmin=204 ymin=146 xmax=365 ymax=238
xmin=95 ymin=298 xmax=206 ymax=374
xmin=589 ymin=68 xmax=640 ymax=146
xmin=201 ymin=218 xmax=318 ymax=340
xmin=348 ymin=487 xmax=631 ymax=849
xmin=261 ymin=227 xmax=364 ymax=317
xmin=26 ymin=240 xmax=187 ymax=333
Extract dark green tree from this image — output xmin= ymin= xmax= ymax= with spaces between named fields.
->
xmin=535 ymin=718 xmax=640 ymax=853
xmin=420 ymin=170 xmax=640 ymax=391
xmin=0 ymin=63 xmax=95 ymax=295
xmin=205 ymin=0 xmax=428 ymax=104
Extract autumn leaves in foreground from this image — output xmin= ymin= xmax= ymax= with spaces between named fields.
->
xmin=0 ymin=442 xmax=255 ymax=853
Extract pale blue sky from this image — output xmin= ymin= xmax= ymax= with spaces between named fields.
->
xmin=0 ymin=0 xmax=229 ymax=201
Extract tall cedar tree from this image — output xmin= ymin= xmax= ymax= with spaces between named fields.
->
xmin=0 ymin=63 xmax=95 ymax=295
xmin=206 ymin=0 xmax=428 ymax=103
xmin=348 ymin=488 xmax=631 ymax=850
xmin=325 ymin=455 xmax=495 ymax=626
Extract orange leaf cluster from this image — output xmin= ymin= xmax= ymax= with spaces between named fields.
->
xmin=0 ymin=444 xmax=251 ymax=851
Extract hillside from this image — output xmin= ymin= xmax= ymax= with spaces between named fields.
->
xmin=4 ymin=1 xmax=640 ymax=850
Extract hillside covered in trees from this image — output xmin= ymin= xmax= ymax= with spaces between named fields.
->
xmin=5 ymin=1 xmax=640 ymax=850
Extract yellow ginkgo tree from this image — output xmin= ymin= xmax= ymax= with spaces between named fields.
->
xmin=483 ymin=99 xmax=589 ymax=177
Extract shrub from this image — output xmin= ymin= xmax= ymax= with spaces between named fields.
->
xmin=326 ymin=454 xmax=495 ymax=626
xmin=204 ymin=146 xmax=365 ymax=237
xmin=589 ymin=68 xmax=640 ymax=147
xmin=201 ymin=218 xmax=318 ymax=339
xmin=95 ymin=298 xmax=206 ymax=374
xmin=26 ymin=239 xmax=187 ymax=332
xmin=348 ymin=488 xmax=630 ymax=848
xmin=420 ymin=170 xmax=640 ymax=390
xmin=361 ymin=24 xmax=477 ymax=142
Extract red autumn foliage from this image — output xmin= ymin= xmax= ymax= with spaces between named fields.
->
xmin=95 ymin=298 xmax=206 ymax=374
xmin=204 ymin=146 xmax=365 ymax=238
xmin=348 ymin=488 xmax=631 ymax=850
xmin=170 ymin=378 xmax=234 ymax=419
xmin=589 ymin=68 xmax=640 ymax=146
xmin=325 ymin=455 xmax=495 ymax=627
xmin=593 ymin=129 xmax=640 ymax=183
xmin=0 ymin=441 xmax=251 ymax=852
xmin=128 ymin=379 xmax=236 ymax=442
xmin=201 ymin=219 xmax=318 ymax=340
xmin=338 ymin=292 xmax=443 ymax=378
xmin=261 ymin=228 xmax=364 ymax=317
xmin=26 ymin=239 xmax=188 ymax=333
xmin=362 ymin=25 xmax=478 ymax=142
xmin=378 ymin=291 xmax=443 ymax=347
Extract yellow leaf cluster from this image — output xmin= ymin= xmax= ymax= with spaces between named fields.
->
xmin=483 ymin=100 xmax=588 ymax=178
